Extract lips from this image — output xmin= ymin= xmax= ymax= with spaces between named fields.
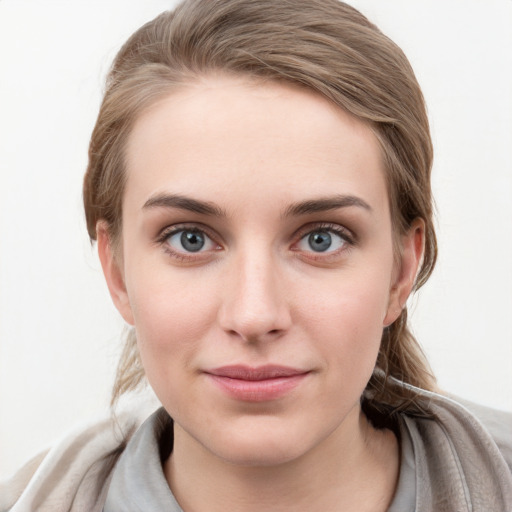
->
xmin=204 ymin=365 xmax=309 ymax=402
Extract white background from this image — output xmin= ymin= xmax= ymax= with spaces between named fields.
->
xmin=0 ymin=0 xmax=511 ymax=479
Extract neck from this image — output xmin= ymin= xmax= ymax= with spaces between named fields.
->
xmin=164 ymin=405 xmax=400 ymax=512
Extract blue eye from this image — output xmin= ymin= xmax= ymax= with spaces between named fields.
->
xmin=166 ymin=229 xmax=216 ymax=253
xmin=297 ymin=229 xmax=348 ymax=253
xmin=308 ymin=232 xmax=332 ymax=252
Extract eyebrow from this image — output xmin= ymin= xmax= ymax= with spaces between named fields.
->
xmin=143 ymin=193 xmax=227 ymax=217
xmin=283 ymin=195 xmax=372 ymax=218
xmin=142 ymin=193 xmax=371 ymax=219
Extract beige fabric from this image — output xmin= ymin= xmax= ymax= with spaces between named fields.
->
xmin=0 ymin=412 xmax=142 ymax=512
xmin=0 ymin=451 xmax=48 ymax=510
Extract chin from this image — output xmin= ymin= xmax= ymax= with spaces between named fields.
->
xmin=213 ymin=434 xmax=310 ymax=467
xmin=195 ymin=414 xmax=331 ymax=468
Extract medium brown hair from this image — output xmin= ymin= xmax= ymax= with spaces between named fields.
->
xmin=83 ymin=0 xmax=437 ymax=414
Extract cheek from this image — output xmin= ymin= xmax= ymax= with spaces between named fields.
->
xmin=128 ymin=262 xmax=218 ymax=336
xmin=301 ymin=268 xmax=391 ymax=334
xmin=125 ymin=266 xmax=220 ymax=389
xmin=298 ymin=270 xmax=392 ymax=374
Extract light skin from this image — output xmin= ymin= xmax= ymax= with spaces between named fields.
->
xmin=98 ymin=75 xmax=424 ymax=511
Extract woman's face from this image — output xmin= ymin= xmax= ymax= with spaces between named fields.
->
xmin=100 ymin=76 xmax=421 ymax=466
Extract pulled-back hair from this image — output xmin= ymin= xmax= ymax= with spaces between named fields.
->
xmin=83 ymin=0 xmax=437 ymax=414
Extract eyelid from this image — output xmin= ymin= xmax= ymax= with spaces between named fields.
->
xmin=156 ymin=222 xmax=220 ymax=244
xmin=292 ymin=222 xmax=356 ymax=245
xmin=156 ymin=222 xmax=223 ymax=260
xmin=290 ymin=222 xmax=356 ymax=259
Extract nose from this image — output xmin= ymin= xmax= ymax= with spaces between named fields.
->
xmin=218 ymin=249 xmax=292 ymax=343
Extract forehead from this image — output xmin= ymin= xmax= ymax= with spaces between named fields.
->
xmin=123 ymin=75 xmax=388 ymax=217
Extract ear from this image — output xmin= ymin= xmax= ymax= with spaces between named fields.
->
xmin=383 ymin=218 xmax=425 ymax=327
xmin=96 ymin=221 xmax=135 ymax=326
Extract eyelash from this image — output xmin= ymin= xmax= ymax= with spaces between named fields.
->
xmin=156 ymin=223 xmax=221 ymax=262
xmin=292 ymin=222 xmax=356 ymax=260
xmin=155 ymin=222 xmax=356 ymax=262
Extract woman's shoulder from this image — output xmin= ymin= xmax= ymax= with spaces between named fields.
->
xmin=451 ymin=394 xmax=512 ymax=470
xmin=0 ymin=399 xmax=157 ymax=512
xmin=413 ymin=389 xmax=512 ymax=469
xmin=398 ymin=387 xmax=512 ymax=510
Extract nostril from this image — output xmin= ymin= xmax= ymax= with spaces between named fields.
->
xmin=227 ymin=327 xmax=283 ymax=343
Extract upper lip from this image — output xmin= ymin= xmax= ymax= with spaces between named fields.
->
xmin=205 ymin=365 xmax=308 ymax=381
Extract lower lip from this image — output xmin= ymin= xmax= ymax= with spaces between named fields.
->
xmin=206 ymin=373 xmax=308 ymax=402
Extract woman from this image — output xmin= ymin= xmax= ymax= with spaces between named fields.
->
xmin=2 ymin=0 xmax=511 ymax=510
